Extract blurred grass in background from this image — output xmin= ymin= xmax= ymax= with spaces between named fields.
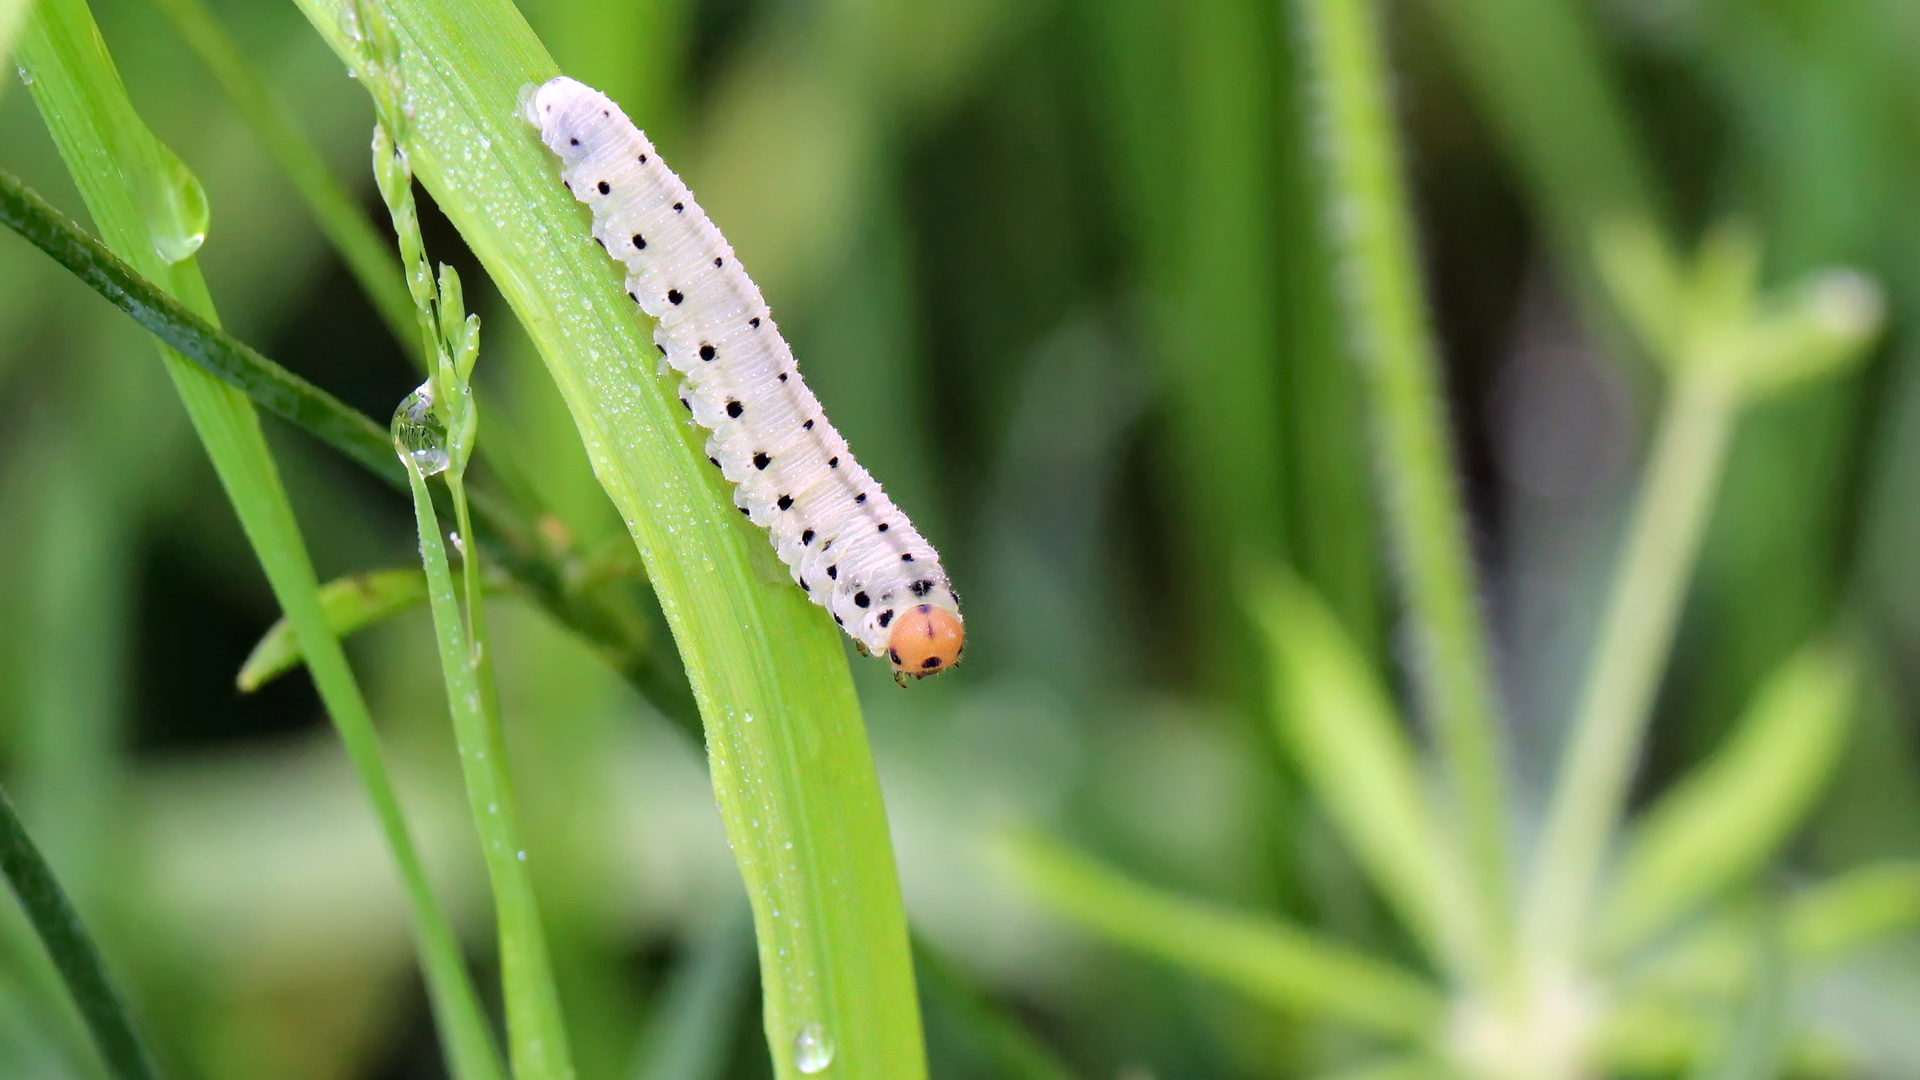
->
xmin=2 ymin=0 xmax=1920 ymax=1077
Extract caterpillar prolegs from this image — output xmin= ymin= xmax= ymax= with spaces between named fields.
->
xmin=525 ymin=76 xmax=964 ymax=681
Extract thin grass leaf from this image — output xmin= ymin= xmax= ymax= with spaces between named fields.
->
xmin=291 ymin=3 xmax=926 ymax=1076
xmin=0 ymin=167 xmax=692 ymax=727
xmin=1252 ymin=567 xmax=1457 ymax=967
xmin=1296 ymin=0 xmax=1512 ymax=971
xmin=0 ymin=783 xmax=161 ymax=1080
xmin=1004 ymin=831 xmax=1444 ymax=1040
xmin=1601 ymin=639 xmax=1858 ymax=957
xmin=405 ymin=459 xmax=574 ymax=1080
xmin=237 ymin=567 xmax=428 ymax=690
xmin=14 ymin=5 xmax=504 ymax=1078
xmin=145 ymin=0 xmax=419 ymax=355
xmin=1309 ymin=1059 xmax=1450 ymax=1080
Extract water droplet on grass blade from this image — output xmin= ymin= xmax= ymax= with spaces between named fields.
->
xmin=141 ymin=141 xmax=208 ymax=264
xmin=792 ymin=1022 xmax=833 ymax=1074
xmin=392 ymin=382 xmax=450 ymax=475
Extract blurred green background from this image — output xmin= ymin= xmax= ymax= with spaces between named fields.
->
xmin=4 ymin=0 xmax=1920 ymax=1077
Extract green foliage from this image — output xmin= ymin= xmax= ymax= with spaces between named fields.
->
xmin=4 ymin=0 xmax=1920 ymax=1076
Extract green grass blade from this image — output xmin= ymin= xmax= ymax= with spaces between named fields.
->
xmin=145 ymin=0 xmax=420 ymax=355
xmin=1004 ymin=832 xmax=1444 ymax=1040
xmin=406 ymin=462 xmax=574 ymax=1080
xmin=1601 ymin=639 xmax=1857 ymax=957
xmin=237 ymin=567 xmax=428 ymax=690
xmin=290 ymin=2 xmax=926 ymax=1076
xmin=1252 ymin=567 xmax=1459 ymax=968
xmin=1296 ymin=0 xmax=1513 ymax=963
xmin=0 ymin=166 xmax=398 ymax=477
xmin=14 ymin=6 xmax=504 ymax=1079
xmin=0 ymin=783 xmax=162 ymax=1080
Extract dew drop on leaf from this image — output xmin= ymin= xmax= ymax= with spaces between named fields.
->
xmin=392 ymin=382 xmax=450 ymax=475
xmin=792 ymin=1022 xmax=833 ymax=1074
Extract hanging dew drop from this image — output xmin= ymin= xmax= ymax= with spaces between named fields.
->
xmin=392 ymin=382 xmax=451 ymax=475
xmin=791 ymin=1022 xmax=833 ymax=1074
xmin=140 ymin=140 xmax=209 ymax=264
xmin=16 ymin=64 xmax=33 ymax=85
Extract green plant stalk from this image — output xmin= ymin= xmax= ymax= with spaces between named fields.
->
xmin=1297 ymin=0 xmax=1512 ymax=968
xmin=0 ymin=783 xmax=161 ymax=1080
xmin=0 ymin=167 xmax=693 ymax=727
xmin=1525 ymin=364 xmax=1741 ymax=962
xmin=144 ymin=0 xmax=420 ymax=355
xmin=292 ymin=2 xmax=926 ymax=1076
xmin=406 ymin=460 xmax=574 ymax=1080
xmin=15 ymin=6 xmax=504 ymax=1080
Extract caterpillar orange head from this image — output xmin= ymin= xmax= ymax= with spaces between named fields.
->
xmin=887 ymin=604 xmax=964 ymax=683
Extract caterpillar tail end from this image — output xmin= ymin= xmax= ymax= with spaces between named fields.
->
xmin=885 ymin=604 xmax=964 ymax=683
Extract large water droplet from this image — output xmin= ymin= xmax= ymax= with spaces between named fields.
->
xmin=392 ymin=382 xmax=450 ymax=475
xmin=792 ymin=1022 xmax=833 ymax=1074
xmin=140 ymin=140 xmax=209 ymax=264
xmin=16 ymin=64 xmax=34 ymax=85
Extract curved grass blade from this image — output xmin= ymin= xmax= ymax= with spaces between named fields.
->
xmin=0 ymin=783 xmax=162 ymax=1080
xmin=291 ymin=2 xmax=927 ymax=1076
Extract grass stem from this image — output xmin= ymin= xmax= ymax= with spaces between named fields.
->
xmin=1296 ymin=0 xmax=1513 ymax=974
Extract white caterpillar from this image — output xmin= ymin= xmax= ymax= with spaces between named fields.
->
xmin=525 ymin=76 xmax=964 ymax=680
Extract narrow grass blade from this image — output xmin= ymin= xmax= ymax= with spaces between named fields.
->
xmin=405 ymin=461 xmax=574 ymax=1080
xmin=1601 ymin=639 xmax=1858 ymax=957
xmin=291 ymin=2 xmax=927 ymax=1076
xmin=0 ymin=783 xmax=161 ymax=1080
xmin=0 ymin=165 xmax=396 ymax=476
xmin=145 ymin=0 xmax=419 ymax=355
xmin=238 ymin=567 xmax=428 ymax=691
xmin=1004 ymin=831 xmax=1444 ymax=1040
xmin=1523 ymin=361 xmax=1741 ymax=960
xmin=15 ymin=5 xmax=504 ymax=1078
xmin=1296 ymin=0 xmax=1513 ymax=959
xmin=1252 ymin=567 xmax=1459 ymax=968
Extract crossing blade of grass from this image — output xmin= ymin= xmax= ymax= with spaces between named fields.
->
xmin=1296 ymin=0 xmax=1513 ymax=969
xmin=145 ymin=0 xmax=419 ymax=356
xmin=0 ymin=168 xmax=693 ymax=727
xmin=292 ymin=2 xmax=926 ymax=1076
xmin=238 ymin=568 xmax=429 ymax=691
xmin=1004 ymin=831 xmax=1444 ymax=1041
xmin=0 ymin=783 xmax=161 ymax=1080
xmin=14 ymin=5 xmax=503 ymax=1079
